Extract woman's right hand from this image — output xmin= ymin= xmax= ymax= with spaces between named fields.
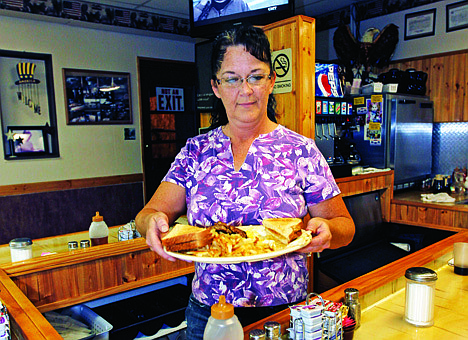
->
xmin=140 ymin=210 xmax=178 ymax=262
xmin=135 ymin=182 xmax=188 ymax=262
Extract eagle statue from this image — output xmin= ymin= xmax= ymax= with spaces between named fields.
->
xmin=333 ymin=23 xmax=399 ymax=84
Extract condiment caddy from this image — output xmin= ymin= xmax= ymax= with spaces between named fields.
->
xmin=287 ymin=291 xmax=358 ymax=340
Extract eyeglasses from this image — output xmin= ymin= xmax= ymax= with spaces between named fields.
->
xmin=216 ymin=73 xmax=272 ymax=88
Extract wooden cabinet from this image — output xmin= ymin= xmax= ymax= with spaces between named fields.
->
xmin=391 ymin=198 xmax=468 ymax=229
xmin=337 ymin=170 xmax=394 ymax=222
xmin=386 ymin=49 xmax=468 ymax=122
xmin=263 ymin=15 xmax=316 ymax=138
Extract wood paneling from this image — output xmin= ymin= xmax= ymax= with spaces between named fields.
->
xmin=385 ymin=49 xmax=468 ymax=122
xmin=337 ymin=170 xmax=394 ymax=222
xmin=391 ymin=200 xmax=468 ymax=229
xmin=0 ymin=270 xmax=62 ymax=340
xmin=263 ymin=16 xmax=316 ymax=138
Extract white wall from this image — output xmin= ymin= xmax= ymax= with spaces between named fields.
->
xmin=317 ymin=0 xmax=468 ymax=61
xmin=0 ymin=14 xmax=195 ymax=186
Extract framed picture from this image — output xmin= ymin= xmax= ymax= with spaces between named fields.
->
xmin=63 ymin=69 xmax=132 ymax=125
xmin=404 ymin=9 xmax=436 ymax=40
xmin=0 ymin=50 xmax=59 ymax=160
xmin=447 ymin=0 xmax=468 ymax=32
xmin=6 ymin=126 xmax=49 ymax=157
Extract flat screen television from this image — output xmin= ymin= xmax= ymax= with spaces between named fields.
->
xmin=189 ymin=0 xmax=294 ymax=38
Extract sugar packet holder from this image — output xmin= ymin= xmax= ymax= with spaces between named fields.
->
xmin=289 ymin=293 xmax=346 ymax=340
xmin=0 ymin=300 xmax=11 ymax=340
xmin=289 ymin=293 xmax=326 ymax=340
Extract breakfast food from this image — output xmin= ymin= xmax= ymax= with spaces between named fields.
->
xmin=161 ymin=224 xmax=214 ymax=252
xmin=262 ymin=218 xmax=303 ymax=245
xmin=212 ymin=221 xmax=247 ymax=238
xmin=188 ymin=231 xmax=276 ymax=258
xmin=162 ymin=218 xmax=310 ymax=259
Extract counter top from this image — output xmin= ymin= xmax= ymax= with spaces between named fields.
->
xmin=0 ymin=226 xmax=121 ymax=266
xmin=393 ymin=190 xmax=468 ymax=210
xmin=354 ymin=263 xmax=468 ymax=339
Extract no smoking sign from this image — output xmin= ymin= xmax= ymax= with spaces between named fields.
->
xmin=272 ymin=48 xmax=292 ymax=94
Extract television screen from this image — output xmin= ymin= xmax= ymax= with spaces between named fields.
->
xmin=190 ymin=0 xmax=293 ymax=38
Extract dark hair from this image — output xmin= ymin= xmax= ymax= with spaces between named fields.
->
xmin=209 ymin=25 xmax=277 ymax=129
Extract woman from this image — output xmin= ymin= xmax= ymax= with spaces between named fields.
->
xmin=135 ymin=25 xmax=355 ymax=339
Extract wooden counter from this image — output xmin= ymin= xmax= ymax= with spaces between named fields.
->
xmin=392 ymin=190 xmax=468 ymax=229
xmin=0 ymin=226 xmax=121 ymax=265
xmin=0 ymin=226 xmax=194 ymax=340
xmin=242 ymin=227 xmax=468 ymax=339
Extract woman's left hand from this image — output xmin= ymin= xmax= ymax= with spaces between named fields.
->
xmin=297 ymin=217 xmax=332 ymax=254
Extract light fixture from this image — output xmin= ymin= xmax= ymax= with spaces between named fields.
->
xmin=99 ymin=77 xmax=120 ymax=92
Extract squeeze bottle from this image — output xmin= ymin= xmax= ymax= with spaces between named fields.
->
xmin=89 ymin=211 xmax=109 ymax=246
xmin=203 ymin=295 xmax=243 ymax=340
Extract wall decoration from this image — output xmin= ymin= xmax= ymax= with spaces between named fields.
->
xmin=0 ymin=0 xmax=189 ymax=36
xmin=15 ymin=62 xmax=42 ymax=114
xmin=0 ymin=50 xmax=59 ymax=160
xmin=447 ymin=1 xmax=468 ymax=32
xmin=63 ymin=69 xmax=132 ymax=125
xmin=404 ymin=9 xmax=436 ymax=40
xmin=6 ymin=126 xmax=48 ymax=157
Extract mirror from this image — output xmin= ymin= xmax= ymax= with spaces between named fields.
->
xmin=0 ymin=49 xmax=59 ymax=159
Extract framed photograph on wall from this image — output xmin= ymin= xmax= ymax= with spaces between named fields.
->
xmin=447 ymin=0 xmax=468 ymax=32
xmin=6 ymin=126 xmax=49 ymax=157
xmin=63 ymin=69 xmax=132 ymax=125
xmin=404 ymin=9 xmax=436 ymax=40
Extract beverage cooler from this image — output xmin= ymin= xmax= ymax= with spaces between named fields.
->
xmin=314 ymin=63 xmax=357 ymax=178
xmin=350 ymin=93 xmax=434 ymax=188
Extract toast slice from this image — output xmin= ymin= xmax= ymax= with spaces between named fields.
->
xmin=262 ymin=218 xmax=303 ymax=245
xmin=162 ymin=224 xmax=213 ymax=252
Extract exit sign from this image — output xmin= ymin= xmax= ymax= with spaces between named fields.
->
xmin=156 ymin=87 xmax=184 ymax=111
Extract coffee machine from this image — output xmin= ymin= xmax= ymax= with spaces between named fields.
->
xmin=315 ymin=118 xmax=362 ymax=178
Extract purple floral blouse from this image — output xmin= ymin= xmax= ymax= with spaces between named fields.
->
xmin=163 ymin=125 xmax=340 ymax=307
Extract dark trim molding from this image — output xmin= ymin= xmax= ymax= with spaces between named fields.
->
xmin=0 ymin=174 xmax=143 ymax=196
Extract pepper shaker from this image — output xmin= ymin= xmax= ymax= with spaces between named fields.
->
xmin=344 ymin=288 xmax=361 ymax=329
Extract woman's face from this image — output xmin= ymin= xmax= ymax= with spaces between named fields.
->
xmin=211 ymin=45 xmax=276 ymax=126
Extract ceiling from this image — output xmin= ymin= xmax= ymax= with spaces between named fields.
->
xmin=88 ymin=0 xmax=362 ymax=19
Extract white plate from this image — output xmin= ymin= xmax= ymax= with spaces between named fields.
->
xmin=165 ymin=228 xmax=312 ymax=264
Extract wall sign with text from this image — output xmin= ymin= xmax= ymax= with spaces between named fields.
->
xmin=156 ymin=87 xmax=184 ymax=112
xmin=272 ymin=48 xmax=292 ymax=94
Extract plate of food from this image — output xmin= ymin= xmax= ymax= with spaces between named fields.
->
xmin=162 ymin=218 xmax=312 ymax=264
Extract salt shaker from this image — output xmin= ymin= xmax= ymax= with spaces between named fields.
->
xmin=263 ymin=321 xmax=281 ymax=340
xmin=68 ymin=241 xmax=78 ymax=250
xmin=9 ymin=238 xmax=33 ymax=262
xmin=344 ymin=288 xmax=361 ymax=329
xmin=404 ymin=267 xmax=437 ymax=327
xmin=249 ymin=329 xmax=266 ymax=340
